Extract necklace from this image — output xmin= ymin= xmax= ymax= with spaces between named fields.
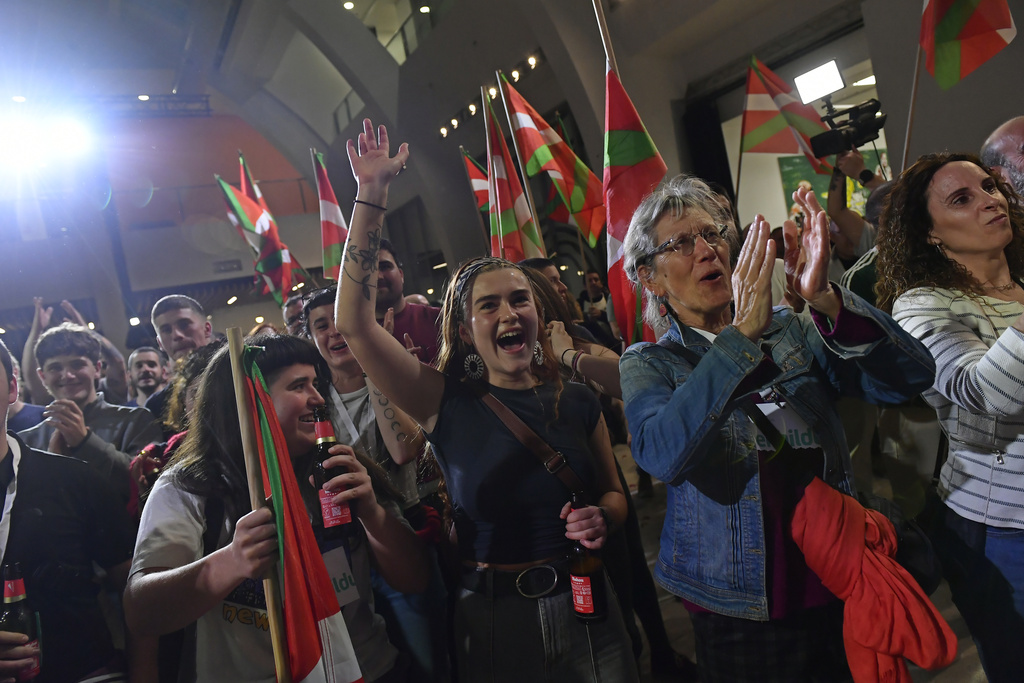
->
xmin=985 ymin=280 xmax=1017 ymax=292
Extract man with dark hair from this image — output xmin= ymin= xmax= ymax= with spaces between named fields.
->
xmin=981 ymin=116 xmax=1024 ymax=193
xmin=376 ymin=239 xmax=441 ymax=364
xmin=0 ymin=339 xmax=137 ymax=682
xmin=282 ymin=293 xmax=306 ymax=336
xmin=146 ymin=294 xmax=214 ymax=425
xmin=125 ymin=347 xmax=168 ymax=408
xmin=18 ymin=323 xmax=161 ymax=502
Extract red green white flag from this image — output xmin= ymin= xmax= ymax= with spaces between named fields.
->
xmin=921 ymin=0 xmax=1016 ymax=90
xmin=311 ymin=150 xmax=347 ymax=281
xmin=603 ymin=63 xmax=667 ymax=345
xmin=460 ymin=147 xmax=490 ymax=212
xmin=242 ymin=348 xmax=363 ymax=683
xmin=501 ymin=74 xmax=606 ymax=247
xmin=217 ymin=175 xmax=300 ymax=305
xmin=741 ymin=56 xmax=831 ymax=174
xmin=483 ymin=91 xmax=546 ymax=261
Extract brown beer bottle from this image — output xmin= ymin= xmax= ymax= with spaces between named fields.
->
xmin=567 ymin=492 xmax=608 ymax=621
xmin=0 ymin=563 xmax=40 ymax=682
xmin=313 ymin=405 xmax=354 ymax=540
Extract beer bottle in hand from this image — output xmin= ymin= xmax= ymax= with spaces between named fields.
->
xmin=313 ymin=405 xmax=354 ymax=541
xmin=0 ymin=563 xmax=40 ymax=682
xmin=567 ymin=492 xmax=607 ymax=621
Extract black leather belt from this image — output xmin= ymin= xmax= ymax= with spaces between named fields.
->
xmin=461 ymin=560 xmax=570 ymax=599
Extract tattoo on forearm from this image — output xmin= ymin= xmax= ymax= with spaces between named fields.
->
xmin=342 ymin=227 xmax=383 ymax=301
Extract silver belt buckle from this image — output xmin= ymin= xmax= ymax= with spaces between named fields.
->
xmin=515 ymin=564 xmax=559 ymax=598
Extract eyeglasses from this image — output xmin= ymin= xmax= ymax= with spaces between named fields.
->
xmin=648 ymin=226 xmax=727 ymax=261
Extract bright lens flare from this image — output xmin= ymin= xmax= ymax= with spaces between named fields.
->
xmin=0 ymin=116 xmax=92 ymax=169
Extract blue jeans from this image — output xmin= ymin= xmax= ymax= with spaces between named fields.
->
xmin=453 ymin=568 xmax=637 ymax=682
xmin=370 ymin=550 xmax=451 ymax=683
xmin=927 ymin=501 xmax=1024 ymax=683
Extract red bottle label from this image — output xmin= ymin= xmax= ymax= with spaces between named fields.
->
xmin=570 ymin=574 xmax=594 ymax=614
xmin=319 ymin=489 xmax=352 ymax=527
xmin=19 ymin=642 xmax=39 ymax=680
xmin=3 ymin=579 xmax=25 ymax=599
xmin=315 ymin=421 xmax=336 ymax=440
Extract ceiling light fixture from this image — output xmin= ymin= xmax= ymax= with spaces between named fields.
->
xmin=488 ymin=87 xmax=497 ymax=99
xmin=432 ymin=262 xmax=448 ymax=269
xmin=344 ymin=1 xmax=355 ymax=8
xmin=255 ymin=316 xmax=265 ymax=324
xmin=129 ymin=317 xmax=141 ymax=326
xmin=527 ymin=56 xmax=537 ymax=69
xmin=468 ymin=103 xmax=477 ymax=115
xmin=227 ymin=296 xmax=238 ymax=305
xmin=138 ymin=95 xmax=150 ymax=101
xmin=852 ymin=75 xmax=876 ymax=86
xmin=451 ymin=118 xmax=458 ymax=129
xmin=419 ymin=5 xmax=430 ymax=13
xmin=440 ymin=127 xmax=448 ymax=138
xmin=511 ymin=70 xmax=520 ymax=82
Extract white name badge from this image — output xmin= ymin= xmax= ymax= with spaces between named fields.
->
xmin=753 ymin=402 xmax=822 ymax=451
xmin=322 ymin=544 xmax=360 ymax=608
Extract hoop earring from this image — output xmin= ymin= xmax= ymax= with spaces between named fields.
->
xmin=533 ymin=341 xmax=545 ymax=365
xmin=464 ymin=351 xmax=484 ymax=380
xmin=934 ymin=243 xmax=946 ymax=259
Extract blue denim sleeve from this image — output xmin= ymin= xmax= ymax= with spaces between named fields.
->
xmin=619 ymin=325 xmax=766 ymax=485
xmin=799 ymin=285 xmax=936 ymax=405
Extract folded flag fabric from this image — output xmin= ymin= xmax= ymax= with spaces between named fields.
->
xmin=243 ymin=347 xmax=364 ymax=683
xmin=791 ymin=477 xmax=957 ymax=683
xmin=741 ymin=55 xmax=831 ymax=175
xmin=920 ymin=0 xmax=1017 ymax=90
xmin=460 ymin=146 xmax=490 ymax=212
xmin=603 ymin=63 xmax=666 ymax=344
xmin=311 ymin=150 xmax=348 ymax=281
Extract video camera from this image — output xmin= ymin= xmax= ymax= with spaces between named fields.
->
xmin=809 ymin=98 xmax=887 ymax=159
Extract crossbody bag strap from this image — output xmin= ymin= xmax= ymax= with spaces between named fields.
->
xmin=479 ymin=392 xmax=587 ymax=495
xmin=656 ymin=337 xmax=789 ymax=453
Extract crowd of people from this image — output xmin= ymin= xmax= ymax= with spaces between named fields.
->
xmin=2 ymin=111 xmax=1024 ymax=683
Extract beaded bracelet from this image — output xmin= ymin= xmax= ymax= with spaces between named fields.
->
xmin=353 ymin=199 xmax=387 ymax=212
xmin=570 ymin=350 xmax=585 ymax=376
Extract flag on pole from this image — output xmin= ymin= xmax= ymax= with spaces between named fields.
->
xmin=741 ymin=56 xmax=832 ymax=174
xmin=236 ymin=152 xmax=311 ymax=291
xmin=920 ymin=0 xmax=1016 ymax=90
xmin=217 ymin=175 xmax=300 ymax=305
xmin=483 ymin=90 xmax=546 ymax=262
xmin=603 ymin=64 xmax=667 ymax=345
xmin=311 ymin=150 xmax=347 ymax=281
xmin=500 ymin=74 xmax=606 ymax=247
xmin=461 ymin=147 xmax=490 ymax=212
xmin=242 ymin=348 xmax=364 ymax=683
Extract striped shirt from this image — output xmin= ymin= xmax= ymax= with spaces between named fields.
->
xmin=893 ymin=287 xmax=1024 ymax=527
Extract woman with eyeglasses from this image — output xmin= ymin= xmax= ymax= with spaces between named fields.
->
xmin=618 ymin=176 xmax=936 ymax=682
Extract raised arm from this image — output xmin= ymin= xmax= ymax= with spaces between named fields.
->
xmin=334 ymin=119 xmax=444 ymax=430
xmin=61 ymin=300 xmax=129 ymax=404
xmin=22 ymin=298 xmax=53 ymax=405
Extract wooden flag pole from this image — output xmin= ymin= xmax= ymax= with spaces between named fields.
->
xmin=226 ymin=327 xmax=291 ymax=683
xmin=901 ymin=44 xmax=924 ymax=173
xmin=459 ymin=145 xmax=492 ymax=254
xmin=592 ymin=0 xmax=619 ymax=77
xmin=496 ymin=70 xmax=544 ymax=245
xmin=481 ymin=85 xmax=505 ymax=259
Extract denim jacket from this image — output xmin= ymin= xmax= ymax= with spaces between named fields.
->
xmin=619 ymin=286 xmax=935 ymax=620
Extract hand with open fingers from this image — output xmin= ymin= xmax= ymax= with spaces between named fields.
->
xmin=346 ymin=118 xmax=410 ymax=190
xmin=382 ymin=308 xmax=396 ymax=335
xmin=784 ymin=188 xmax=838 ymax=315
xmin=731 ymin=215 xmax=777 ymax=341
xmin=546 ymin=321 xmax=575 ymax=365
xmin=60 ymin=300 xmax=87 ymax=327
xmin=560 ymin=502 xmax=608 ymax=550
xmin=401 ymin=333 xmax=422 ymax=358
xmin=32 ymin=297 xmax=53 ymax=331
xmin=0 ymin=631 xmax=39 ymax=683
xmin=226 ymin=507 xmax=278 ymax=581
xmin=317 ymin=444 xmax=379 ymax=521
xmin=44 ymin=399 xmax=89 ymax=448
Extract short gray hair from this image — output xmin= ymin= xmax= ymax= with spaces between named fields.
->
xmin=622 ymin=175 xmax=725 ymax=329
